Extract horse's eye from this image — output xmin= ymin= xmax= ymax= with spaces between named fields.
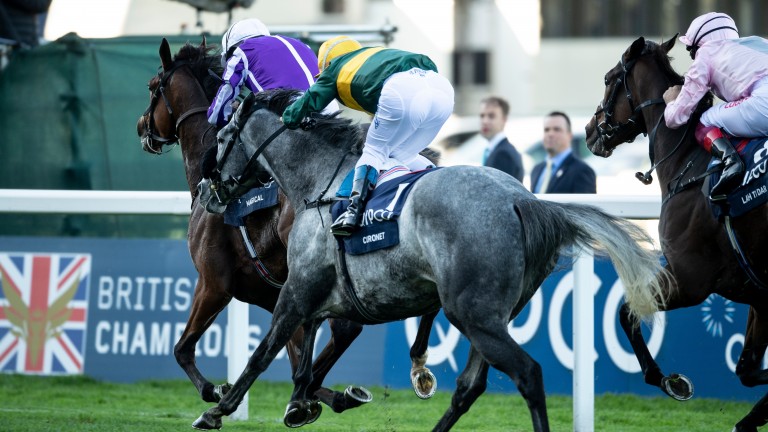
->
xmin=604 ymin=78 xmax=609 ymax=86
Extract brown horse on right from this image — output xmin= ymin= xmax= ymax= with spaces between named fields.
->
xmin=586 ymin=36 xmax=768 ymax=432
xmin=136 ymin=38 xmax=440 ymax=419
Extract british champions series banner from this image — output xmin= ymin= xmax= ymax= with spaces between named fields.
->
xmin=0 ymin=236 xmax=760 ymax=402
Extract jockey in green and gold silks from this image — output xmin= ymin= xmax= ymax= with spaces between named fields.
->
xmin=282 ymin=36 xmax=454 ymax=237
xmin=283 ymin=46 xmax=437 ymax=117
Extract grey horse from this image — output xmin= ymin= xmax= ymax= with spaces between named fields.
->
xmin=196 ymin=90 xmax=667 ymax=432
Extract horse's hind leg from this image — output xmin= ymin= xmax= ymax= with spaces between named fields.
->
xmin=733 ymin=307 xmax=768 ymax=432
xmin=307 ymin=319 xmax=373 ymax=413
xmin=619 ymin=302 xmax=693 ymax=401
xmin=174 ymin=279 xmax=231 ymax=403
xmin=447 ymin=311 xmax=548 ymax=432
xmin=410 ymin=310 xmax=439 ymax=399
xmin=432 ymin=345 xmax=489 ymax=432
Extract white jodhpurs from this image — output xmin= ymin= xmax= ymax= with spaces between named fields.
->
xmin=701 ymin=76 xmax=768 ymax=137
xmin=356 ymin=68 xmax=454 ymax=172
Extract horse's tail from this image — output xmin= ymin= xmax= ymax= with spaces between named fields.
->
xmin=515 ymin=199 xmax=667 ymax=321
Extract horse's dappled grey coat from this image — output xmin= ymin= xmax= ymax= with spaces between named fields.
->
xmin=195 ymin=89 xmax=667 ymax=432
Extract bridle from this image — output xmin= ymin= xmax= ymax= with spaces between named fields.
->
xmin=206 ymin=100 xmax=288 ymax=205
xmin=593 ymin=52 xmax=676 ymax=185
xmin=593 ymin=56 xmax=665 ymax=145
xmin=205 ymin=101 xmax=346 ymax=212
xmin=141 ymin=61 xmax=210 ymax=153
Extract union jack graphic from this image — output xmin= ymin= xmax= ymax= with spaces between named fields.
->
xmin=0 ymin=253 xmax=90 ymax=374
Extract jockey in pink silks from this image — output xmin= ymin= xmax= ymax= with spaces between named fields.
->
xmin=663 ymin=12 xmax=768 ymax=200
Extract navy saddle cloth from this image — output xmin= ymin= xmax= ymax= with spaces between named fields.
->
xmin=223 ymin=182 xmax=280 ymax=226
xmin=709 ymin=137 xmax=768 ymax=219
xmin=331 ymin=168 xmax=440 ymax=255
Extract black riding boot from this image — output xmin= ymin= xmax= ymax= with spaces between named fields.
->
xmin=331 ymin=165 xmax=377 ymax=236
xmin=709 ymin=136 xmax=745 ymax=201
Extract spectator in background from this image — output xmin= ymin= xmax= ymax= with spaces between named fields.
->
xmin=0 ymin=0 xmax=51 ymax=48
xmin=531 ymin=111 xmax=596 ymax=194
xmin=479 ymin=96 xmax=524 ymax=182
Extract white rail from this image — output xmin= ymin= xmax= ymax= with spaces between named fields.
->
xmin=0 ymin=189 xmax=663 ymax=430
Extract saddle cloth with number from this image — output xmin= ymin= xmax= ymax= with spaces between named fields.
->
xmin=331 ymin=167 xmax=440 ymax=255
xmin=709 ymin=137 xmax=768 ymax=220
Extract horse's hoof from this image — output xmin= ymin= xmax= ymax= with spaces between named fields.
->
xmin=662 ymin=373 xmax=693 ymax=401
xmin=305 ymin=400 xmax=322 ymax=425
xmin=733 ymin=422 xmax=759 ymax=432
xmin=283 ymin=401 xmax=311 ymax=428
xmin=344 ymin=385 xmax=373 ymax=408
xmin=192 ymin=411 xmax=222 ymax=430
xmin=411 ymin=368 xmax=437 ymax=399
xmin=213 ymin=383 xmax=232 ymax=402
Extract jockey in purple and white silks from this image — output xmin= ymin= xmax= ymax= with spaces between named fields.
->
xmin=207 ymin=18 xmax=338 ymax=129
xmin=663 ymin=12 xmax=768 ymax=200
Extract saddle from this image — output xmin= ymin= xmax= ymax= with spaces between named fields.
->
xmin=331 ymin=167 xmax=440 ymax=255
xmin=708 ymin=137 xmax=768 ymax=220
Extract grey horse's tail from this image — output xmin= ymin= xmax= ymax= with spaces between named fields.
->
xmin=515 ymin=199 xmax=667 ymax=321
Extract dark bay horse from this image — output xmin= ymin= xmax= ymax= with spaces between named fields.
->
xmin=193 ymin=89 xmax=669 ymax=431
xmin=136 ymin=38 xmax=432 ymax=417
xmin=586 ymin=36 xmax=768 ymax=432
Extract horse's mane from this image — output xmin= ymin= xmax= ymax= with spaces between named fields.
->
xmin=643 ymin=39 xmax=713 ymax=116
xmin=174 ymin=43 xmax=224 ymax=100
xmin=242 ymin=89 xmax=366 ymax=155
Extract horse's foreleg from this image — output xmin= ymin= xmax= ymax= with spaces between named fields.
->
xmin=192 ymin=310 xmax=303 ymax=430
xmin=410 ymin=310 xmax=439 ymax=399
xmin=175 ymin=280 xmax=231 ymax=403
xmin=733 ymin=308 xmax=768 ymax=432
xmin=284 ymin=319 xmax=324 ymax=428
xmin=432 ymin=346 xmax=489 ymax=432
xmin=309 ymin=319 xmax=373 ymax=413
xmin=619 ymin=303 xmax=693 ymax=401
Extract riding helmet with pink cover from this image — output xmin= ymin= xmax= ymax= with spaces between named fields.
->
xmin=679 ymin=12 xmax=739 ymax=47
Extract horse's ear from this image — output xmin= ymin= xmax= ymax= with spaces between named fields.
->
xmin=236 ymin=93 xmax=257 ymax=127
xmin=661 ymin=33 xmax=678 ymax=54
xmin=201 ymin=35 xmax=207 ymax=49
xmin=627 ymin=36 xmax=645 ymax=60
xmin=159 ymin=38 xmax=173 ymax=71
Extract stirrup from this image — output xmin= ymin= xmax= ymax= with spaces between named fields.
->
xmin=330 ymin=213 xmax=357 ymax=237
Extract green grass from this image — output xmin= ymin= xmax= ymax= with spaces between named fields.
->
xmin=0 ymin=374 xmax=754 ymax=431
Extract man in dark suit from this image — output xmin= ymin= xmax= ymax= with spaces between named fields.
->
xmin=480 ymin=96 xmax=524 ymax=182
xmin=531 ymin=111 xmax=596 ymax=194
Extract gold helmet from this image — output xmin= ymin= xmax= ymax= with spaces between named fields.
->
xmin=317 ymin=36 xmax=362 ymax=74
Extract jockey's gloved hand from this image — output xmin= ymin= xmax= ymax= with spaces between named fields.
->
xmin=280 ymin=114 xmax=301 ymax=130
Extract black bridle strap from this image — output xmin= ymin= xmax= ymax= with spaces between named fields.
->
xmin=142 ymin=61 xmax=205 ymax=148
xmin=176 ymin=106 xmax=209 ymax=129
